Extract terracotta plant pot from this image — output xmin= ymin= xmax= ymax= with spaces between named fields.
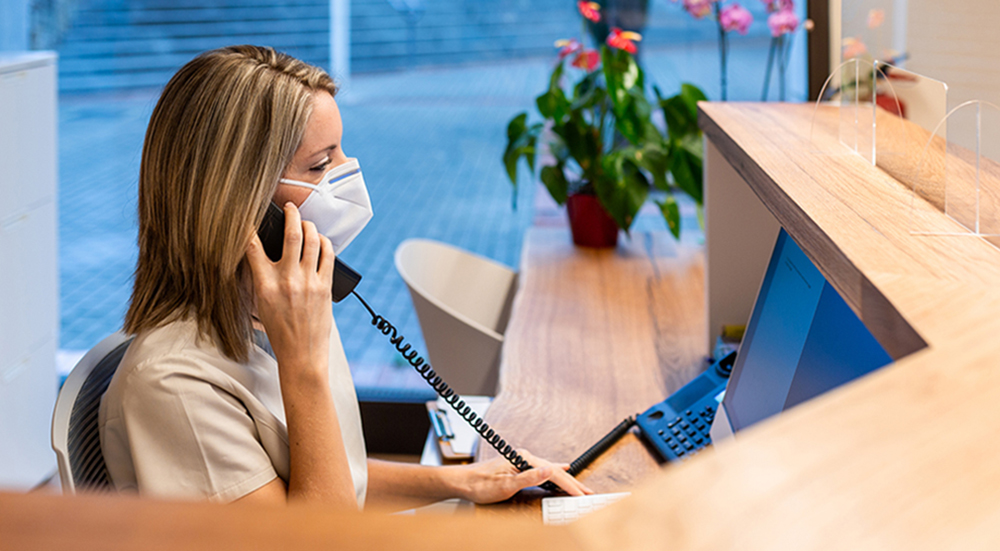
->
xmin=566 ymin=193 xmax=619 ymax=248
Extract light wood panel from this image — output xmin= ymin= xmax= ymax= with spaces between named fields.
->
xmin=477 ymin=228 xmax=708 ymax=497
xmin=0 ymin=490 xmax=582 ymax=551
xmin=566 ymin=102 xmax=1000 ymax=549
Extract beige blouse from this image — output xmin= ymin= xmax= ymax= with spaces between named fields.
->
xmin=98 ymin=316 xmax=368 ymax=506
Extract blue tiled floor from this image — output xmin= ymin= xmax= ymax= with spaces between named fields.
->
xmin=58 ymin=38 xmax=774 ymax=395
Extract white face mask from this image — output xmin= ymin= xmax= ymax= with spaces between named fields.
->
xmin=279 ymin=158 xmax=373 ymax=254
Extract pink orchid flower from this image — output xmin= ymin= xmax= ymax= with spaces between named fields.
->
xmin=842 ymin=36 xmax=868 ymax=59
xmin=681 ymin=0 xmax=714 ymax=20
xmin=867 ymin=8 xmax=885 ymax=29
xmin=767 ymin=0 xmax=793 ymax=11
xmin=572 ymin=50 xmax=601 ymax=72
xmin=720 ymin=3 xmax=753 ymax=35
xmin=578 ymin=1 xmax=602 ymax=23
xmin=767 ymin=8 xmax=799 ymax=37
xmin=606 ymin=27 xmax=642 ymax=54
xmin=554 ymin=38 xmax=584 ymax=60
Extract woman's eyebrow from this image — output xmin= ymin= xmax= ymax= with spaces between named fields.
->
xmin=309 ymin=144 xmax=338 ymax=159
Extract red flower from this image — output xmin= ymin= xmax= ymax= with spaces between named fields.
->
xmin=572 ymin=49 xmax=601 ymax=72
xmin=578 ymin=1 xmax=602 ymax=23
xmin=606 ymin=27 xmax=642 ymax=54
xmin=554 ymin=38 xmax=584 ymax=60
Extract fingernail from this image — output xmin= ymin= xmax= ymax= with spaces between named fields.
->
xmin=284 ymin=201 xmax=294 ymax=208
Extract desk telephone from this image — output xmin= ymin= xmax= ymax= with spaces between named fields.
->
xmin=258 ymin=202 xmax=735 ymax=491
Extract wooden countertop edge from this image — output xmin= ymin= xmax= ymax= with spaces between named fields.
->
xmin=0 ymin=491 xmax=583 ymax=551
xmin=697 ymin=102 xmax=926 ymax=359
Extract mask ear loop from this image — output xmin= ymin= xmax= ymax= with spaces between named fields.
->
xmin=278 ymin=178 xmax=320 ymax=190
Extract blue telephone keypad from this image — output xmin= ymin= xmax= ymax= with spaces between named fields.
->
xmin=651 ymin=403 xmax=716 ymax=459
xmin=636 ymin=352 xmax=734 ymax=462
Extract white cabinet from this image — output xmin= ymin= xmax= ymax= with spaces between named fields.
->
xmin=0 ymin=52 xmax=58 ymax=489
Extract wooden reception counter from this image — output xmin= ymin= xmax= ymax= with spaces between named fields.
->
xmin=5 ymin=103 xmax=999 ymax=549
xmin=566 ymin=102 xmax=1000 ymax=549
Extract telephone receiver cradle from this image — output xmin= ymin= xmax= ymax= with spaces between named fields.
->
xmin=257 ymin=202 xmax=362 ymax=302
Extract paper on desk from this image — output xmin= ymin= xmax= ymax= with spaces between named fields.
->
xmin=435 ymin=396 xmax=492 ymax=456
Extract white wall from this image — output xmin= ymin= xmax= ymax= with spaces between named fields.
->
xmin=0 ymin=53 xmax=59 ymax=489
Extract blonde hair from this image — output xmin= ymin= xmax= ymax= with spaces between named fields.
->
xmin=125 ymin=45 xmax=338 ymax=361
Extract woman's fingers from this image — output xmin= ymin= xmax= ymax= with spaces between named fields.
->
xmin=518 ymin=450 xmax=592 ymax=496
xmin=300 ymin=219 xmax=320 ymax=270
xmin=513 ymin=466 xmax=552 ymax=490
xmin=317 ymin=235 xmax=336 ymax=283
xmin=549 ymin=468 xmax=592 ymax=496
xmin=281 ymin=202 xmax=303 ymax=265
xmin=245 ymin=233 xmax=272 ymax=289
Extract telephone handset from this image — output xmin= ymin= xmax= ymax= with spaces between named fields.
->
xmin=256 ymin=202 xmax=556 ymax=489
xmin=257 ymin=202 xmax=362 ymax=302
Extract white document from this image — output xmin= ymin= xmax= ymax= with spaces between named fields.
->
xmin=435 ymin=396 xmax=492 ymax=456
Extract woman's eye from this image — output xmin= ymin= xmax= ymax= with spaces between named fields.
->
xmin=309 ymin=162 xmax=330 ymax=172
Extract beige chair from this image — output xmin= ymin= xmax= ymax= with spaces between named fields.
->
xmin=394 ymin=239 xmax=518 ymax=396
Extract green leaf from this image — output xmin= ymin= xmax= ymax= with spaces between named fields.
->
xmin=669 ymin=143 xmax=703 ymax=205
xmin=571 ymin=71 xmax=601 ymax=111
xmin=602 ymin=46 xmax=641 ymax=117
xmin=503 ymin=113 xmax=529 ymax=185
xmin=595 ymin=153 xmax=649 ymax=232
xmin=657 ymin=195 xmax=681 ymax=240
xmin=679 ymin=83 xmax=708 ymax=115
xmin=524 ymin=123 xmax=543 ymax=172
xmin=537 ymin=62 xmax=570 ymax=121
xmin=540 ymin=164 xmax=570 ymax=205
xmin=502 ymin=115 xmax=541 ymax=208
xmin=554 ymin=119 xmax=601 ymax=177
xmin=659 ymin=83 xmax=707 ymax=142
xmin=660 ymin=95 xmax=697 ymax=142
xmin=635 ymin=142 xmax=671 ymax=192
xmin=506 ymin=112 xmax=528 ymax=144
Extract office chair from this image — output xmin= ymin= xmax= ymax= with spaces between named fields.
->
xmin=394 ymin=239 xmax=518 ymax=396
xmin=51 ymin=332 xmax=132 ymax=494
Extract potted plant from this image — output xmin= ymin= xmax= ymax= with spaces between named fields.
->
xmin=503 ymin=20 xmax=707 ymax=247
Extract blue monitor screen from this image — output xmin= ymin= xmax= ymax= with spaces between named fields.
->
xmin=722 ymin=230 xmax=892 ymax=433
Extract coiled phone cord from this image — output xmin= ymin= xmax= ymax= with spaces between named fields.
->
xmin=351 ymin=290 xmax=540 ymax=475
xmin=351 ymin=290 xmax=638 ymax=493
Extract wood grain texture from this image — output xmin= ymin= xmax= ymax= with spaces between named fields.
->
xmin=0 ymin=491 xmax=582 ymax=551
xmin=477 ymin=228 xmax=707 ymax=495
xmin=565 ymin=102 xmax=1000 ymax=550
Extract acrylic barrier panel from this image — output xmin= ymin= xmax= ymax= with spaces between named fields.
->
xmin=873 ymin=64 xmax=948 ymax=206
xmin=841 ymin=0 xmax=905 ymax=64
xmin=912 ymin=101 xmax=1000 ymax=238
xmin=809 ymin=59 xmax=851 ymax=155
xmin=838 ymin=58 xmax=875 ymax=163
xmin=809 ymin=59 xmax=875 ymax=161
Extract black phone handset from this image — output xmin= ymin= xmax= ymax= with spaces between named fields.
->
xmin=256 ymin=203 xmax=546 ymax=483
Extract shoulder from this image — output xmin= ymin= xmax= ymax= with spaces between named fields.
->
xmin=104 ymin=318 xmax=259 ymax=413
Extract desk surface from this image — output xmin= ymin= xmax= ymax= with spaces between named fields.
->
xmin=477 ymin=227 xmax=707 ymax=499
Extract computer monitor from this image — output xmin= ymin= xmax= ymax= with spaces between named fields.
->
xmin=717 ymin=229 xmax=892 ymax=435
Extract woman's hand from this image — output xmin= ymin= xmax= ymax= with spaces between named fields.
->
xmin=455 ymin=450 xmax=594 ymax=504
xmin=245 ymin=202 xmax=335 ymax=382
xmin=245 ymin=203 xmax=356 ymax=507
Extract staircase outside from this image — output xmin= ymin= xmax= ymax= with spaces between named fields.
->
xmin=51 ymin=0 xmax=752 ymax=94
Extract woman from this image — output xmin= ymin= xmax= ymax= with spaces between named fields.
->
xmin=98 ymin=45 xmax=591 ymax=508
